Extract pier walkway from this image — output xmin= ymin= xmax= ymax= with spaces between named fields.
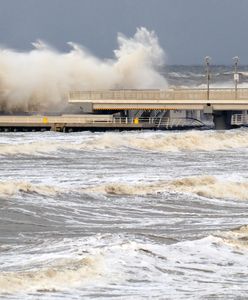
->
xmin=0 ymin=115 xmax=204 ymax=132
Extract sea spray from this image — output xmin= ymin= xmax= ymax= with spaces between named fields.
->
xmin=0 ymin=27 xmax=167 ymax=113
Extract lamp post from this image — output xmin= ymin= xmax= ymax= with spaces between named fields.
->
xmin=205 ymin=56 xmax=211 ymax=100
xmin=233 ymin=56 xmax=239 ymax=100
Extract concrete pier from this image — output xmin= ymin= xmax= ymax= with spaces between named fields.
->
xmin=0 ymin=88 xmax=248 ymax=131
xmin=0 ymin=114 xmax=204 ymax=132
xmin=69 ymin=88 xmax=248 ymax=129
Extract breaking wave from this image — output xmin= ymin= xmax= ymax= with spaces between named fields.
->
xmin=86 ymin=175 xmax=248 ymax=201
xmin=0 ymin=27 xmax=167 ymax=113
xmin=122 ymin=130 xmax=248 ymax=152
xmin=1 ymin=129 xmax=248 ymax=156
xmin=3 ymin=175 xmax=248 ymax=201
xmin=0 ymin=230 xmax=247 ymax=296
xmin=169 ymin=176 xmax=248 ymax=200
xmin=0 ymin=141 xmax=72 ymax=156
xmin=73 ymin=129 xmax=248 ymax=152
xmin=215 ymin=225 xmax=248 ymax=250
xmin=0 ymin=181 xmax=60 ymax=196
xmin=0 ymin=257 xmax=102 ymax=293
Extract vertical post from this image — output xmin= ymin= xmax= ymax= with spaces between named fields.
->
xmin=205 ymin=56 xmax=211 ymax=100
xmin=233 ymin=56 xmax=239 ymax=100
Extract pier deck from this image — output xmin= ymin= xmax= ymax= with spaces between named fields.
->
xmin=0 ymin=115 xmax=203 ymax=132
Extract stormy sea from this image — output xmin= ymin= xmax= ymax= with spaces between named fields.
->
xmin=1 ymin=65 xmax=248 ymax=300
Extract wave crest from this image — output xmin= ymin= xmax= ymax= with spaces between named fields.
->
xmin=0 ymin=181 xmax=60 ymax=196
xmin=85 ymin=176 xmax=248 ymax=201
xmin=0 ymin=257 xmax=101 ymax=293
xmin=1 ymin=130 xmax=248 ymax=156
xmin=216 ymin=225 xmax=248 ymax=250
xmin=169 ymin=176 xmax=248 ymax=200
xmin=68 ymin=129 xmax=248 ymax=152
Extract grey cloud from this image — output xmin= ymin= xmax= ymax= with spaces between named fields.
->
xmin=0 ymin=0 xmax=247 ymax=64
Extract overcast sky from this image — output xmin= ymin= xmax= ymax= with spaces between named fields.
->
xmin=0 ymin=0 xmax=247 ymax=65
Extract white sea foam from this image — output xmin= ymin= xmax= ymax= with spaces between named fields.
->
xmin=0 ymin=230 xmax=247 ymax=296
xmin=0 ymin=28 xmax=167 ymax=113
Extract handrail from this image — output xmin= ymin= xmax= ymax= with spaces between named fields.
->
xmin=0 ymin=114 xmax=205 ymax=128
xmin=69 ymin=88 xmax=248 ymax=101
xmin=231 ymin=114 xmax=248 ymax=125
xmin=83 ymin=117 xmax=204 ymax=128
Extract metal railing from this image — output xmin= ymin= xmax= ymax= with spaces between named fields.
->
xmin=0 ymin=114 xmax=204 ymax=129
xmin=69 ymin=88 xmax=248 ymax=101
xmin=231 ymin=114 xmax=248 ymax=125
xmin=97 ymin=117 xmax=203 ymax=129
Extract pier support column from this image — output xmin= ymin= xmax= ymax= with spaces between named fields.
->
xmin=213 ymin=111 xmax=233 ymax=130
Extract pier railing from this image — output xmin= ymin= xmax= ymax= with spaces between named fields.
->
xmin=69 ymin=88 xmax=248 ymax=101
xmin=231 ymin=114 xmax=248 ymax=125
xmin=86 ymin=117 xmax=203 ymax=129
xmin=0 ymin=115 xmax=204 ymax=130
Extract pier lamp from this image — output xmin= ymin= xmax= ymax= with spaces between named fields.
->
xmin=233 ymin=56 xmax=239 ymax=99
xmin=205 ymin=56 xmax=211 ymax=100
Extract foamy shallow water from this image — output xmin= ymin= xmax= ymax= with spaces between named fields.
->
xmin=0 ymin=129 xmax=248 ymax=299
